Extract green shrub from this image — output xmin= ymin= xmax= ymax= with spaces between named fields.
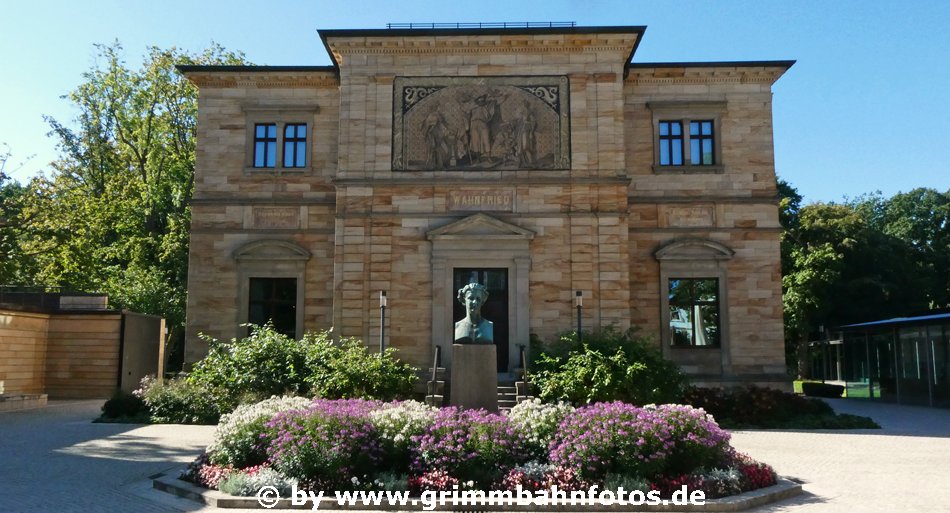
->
xmin=786 ymin=412 xmax=879 ymax=429
xmin=187 ymin=326 xmax=418 ymax=412
xmin=531 ymin=328 xmax=687 ymax=405
xmin=682 ymin=385 xmax=827 ymax=427
xmin=188 ymin=324 xmax=311 ymax=410
xmin=100 ymin=390 xmax=149 ymax=420
xmin=681 ymin=385 xmax=879 ymax=429
xmin=216 ymin=472 xmax=250 ymax=496
xmin=603 ymin=473 xmax=650 ymax=493
xmin=697 ymin=468 xmax=743 ymax=499
xmin=136 ymin=376 xmax=220 ymax=424
xmin=304 ymin=333 xmax=418 ymax=401
xmin=801 ymin=382 xmax=844 ymax=398
xmin=369 ymin=471 xmax=410 ymax=491
xmin=218 ymin=467 xmax=298 ymax=497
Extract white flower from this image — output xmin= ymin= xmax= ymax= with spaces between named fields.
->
xmin=351 ymin=476 xmax=360 ymax=485
xmin=207 ymin=395 xmax=312 ymax=465
xmin=368 ymin=400 xmax=437 ymax=450
xmin=507 ymin=399 xmax=575 ymax=449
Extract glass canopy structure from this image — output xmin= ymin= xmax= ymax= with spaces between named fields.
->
xmin=835 ymin=313 xmax=950 ymax=407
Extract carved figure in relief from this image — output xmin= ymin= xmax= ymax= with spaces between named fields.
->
xmin=514 ymin=100 xmax=537 ymax=166
xmin=422 ymin=110 xmax=452 ymax=169
xmin=394 ymin=78 xmax=570 ymax=171
xmin=461 ymin=90 xmax=505 ymax=163
xmin=454 ymin=282 xmax=494 ymax=344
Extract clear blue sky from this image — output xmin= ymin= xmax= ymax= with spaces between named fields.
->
xmin=2 ymin=0 xmax=948 ymax=203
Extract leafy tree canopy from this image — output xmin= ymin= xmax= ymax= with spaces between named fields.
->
xmin=2 ymin=42 xmax=246 ymax=347
xmin=778 ymin=178 xmax=948 ymax=377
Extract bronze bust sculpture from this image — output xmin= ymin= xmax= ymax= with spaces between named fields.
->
xmin=454 ymin=282 xmax=494 ymax=344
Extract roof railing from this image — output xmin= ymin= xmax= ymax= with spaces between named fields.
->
xmin=386 ymin=22 xmax=576 ymax=29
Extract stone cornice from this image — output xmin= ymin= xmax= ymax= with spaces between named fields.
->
xmin=332 ymin=175 xmax=632 ymax=186
xmin=325 ymin=35 xmax=640 ymax=66
xmin=190 ymin=197 xmax=336 ymax=205
xmin=183 ymin=73 xmax=339 ymax=89
xmin=629 ymin=195 xmax=780 ymax=205
xmin=626 ymin=66 xmax=791 ymax=86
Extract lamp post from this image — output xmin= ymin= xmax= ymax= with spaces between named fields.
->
xmin=379 ymin=290 xmax=387 ymax=356
xmin=575 ymin=290 xmax=583 ymax=343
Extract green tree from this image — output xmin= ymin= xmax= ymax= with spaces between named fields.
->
xmin=0 ymin=146 xmax=33 ymax=284
xmin=780 ymin=183 xmax=926 ymax=377
xmin=9 ymin=42 xmax=246 ymax=362
xmin=781 ymin=202 xmax=849 ymax=377
xmin=875 ymin=188 xmax=950 ymax=308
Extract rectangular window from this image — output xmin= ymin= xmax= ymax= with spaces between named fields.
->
xmin=248 ymin=277 xmax=297 ymax=337
xmin=658 ymin=121 xmax=684 ymax=166
xmin=283 ymin=124 xmax=307 ymax=168
xmin=690 ymin=120 xmax=715 ymax=165
xmin=669 ymin=278 xmax=720 ymax=346
xmin=253 ymin=123 xmax=277 ymax=168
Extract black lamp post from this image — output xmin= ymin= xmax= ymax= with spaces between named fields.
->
xmin=379 ymin=290 xmax=387 ymax=356
xmin=575 ymin=290 xmax=583 ymax=343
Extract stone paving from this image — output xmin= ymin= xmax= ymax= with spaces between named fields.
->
xmin=734 ymin=399 xmax=950 ymax=513
xmin=0 ymin=400 xmax=212 ymax=512
xmin=1 ymin=398 xmax=949 ymax=512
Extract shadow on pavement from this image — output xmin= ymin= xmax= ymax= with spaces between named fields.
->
xmin=730 ymin=398 xmax=950 ymax=438
xmin=0 ymin=400 xmax=210 ymax=512
xmin=745 ymin=489 xmax=826 ymax=512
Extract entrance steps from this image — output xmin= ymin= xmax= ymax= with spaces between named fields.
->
xmin=498 ymin=383 xmax=517 ymax=410
xmin=424 ymin=367 xmax=534 ymax=411
xmin=499 ymin=370 xmax=534 ymax=412
xmin=424 ymin=366 xmax=446 ymax=407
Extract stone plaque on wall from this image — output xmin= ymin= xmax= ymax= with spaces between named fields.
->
xmin=251 ymin=207 xmax=300 ymax=229
xmin=665 ymin=206 xmax=715 ymax=228
xmin=447 ymin=190 xmax=514 ymax=212
xmin=392 ymin=76 xmax=570 ymax=171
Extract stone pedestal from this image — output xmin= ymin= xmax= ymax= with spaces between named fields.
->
xmin=449 ymin=344 xmax=498 ymax=411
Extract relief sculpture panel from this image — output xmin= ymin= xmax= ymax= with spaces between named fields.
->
xmin=392 ymin=76 xmax=570 ymax=171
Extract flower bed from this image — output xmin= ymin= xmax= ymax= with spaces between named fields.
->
xmin=182 ymin=397 xmax=778 ymax=501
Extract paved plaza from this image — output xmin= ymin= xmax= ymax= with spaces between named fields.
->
xmin=0 ymin=398 xmax=949 ymax=512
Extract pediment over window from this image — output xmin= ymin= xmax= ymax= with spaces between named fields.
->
xmin=233 ymin=239 xmax=311 ymax=262
xmin=427 ymin=213 xmax=535 ymax=241
xmin=654 ymin=238 xmax=734 ymax=261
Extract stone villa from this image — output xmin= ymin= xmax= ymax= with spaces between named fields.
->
xmin=179 ymin=24 xmax=793 ymax=388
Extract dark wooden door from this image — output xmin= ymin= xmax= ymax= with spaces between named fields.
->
xmin=453 ymin=268 xmax=509 ymax=372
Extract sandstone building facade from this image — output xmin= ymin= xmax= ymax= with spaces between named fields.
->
xmin=180 ymin=25 xmax=793 ymax=388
